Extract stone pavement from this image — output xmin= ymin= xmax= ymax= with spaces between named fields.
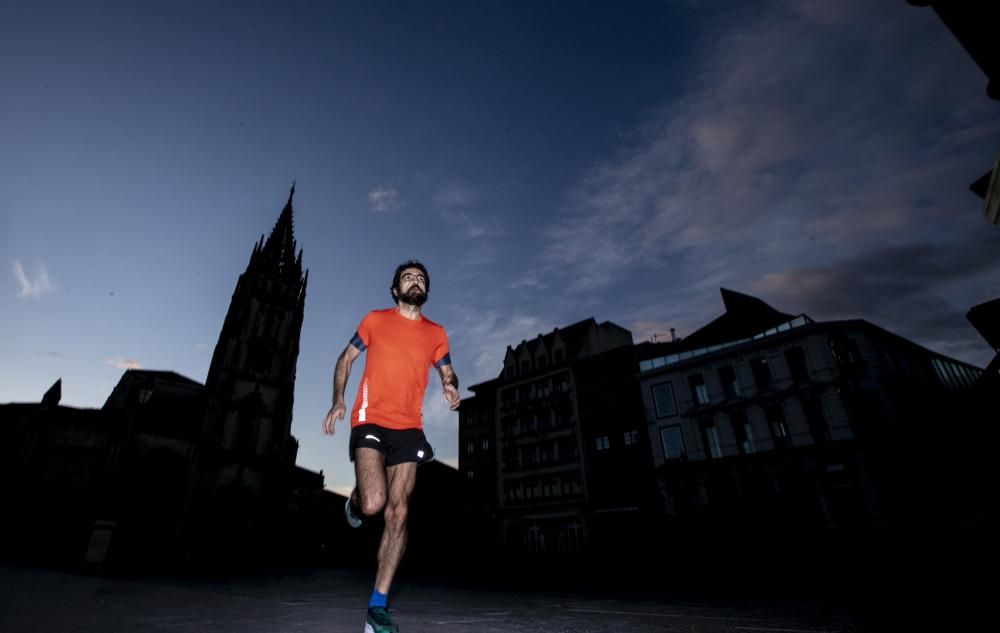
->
xmin=0 ymin=564 xmax=881 ymax=632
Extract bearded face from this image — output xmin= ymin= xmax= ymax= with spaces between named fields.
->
xmin=394 ymin=268 xmax=428 ymax=306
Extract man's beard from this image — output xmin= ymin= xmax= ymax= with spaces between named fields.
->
xmin=398 ymin=286 xmax=427 ymax=306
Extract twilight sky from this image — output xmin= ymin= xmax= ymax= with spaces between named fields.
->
xmin=2 ymin=0 xmax=998 ymax=494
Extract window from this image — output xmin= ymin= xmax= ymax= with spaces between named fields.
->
xmin=731 ymin=410 xmax=755 ymax=454
xmin=554 ymin=350 xmax=565 ymax=364
xmin=623 ymin=430 xmax=639 ymax=446
xmin=481 ymin=438 xmax=490 ymax=451
xmin=700 ymin=421 xmax=722 ymax=459
xmin=688 ymin=373 xmax=709 ymax=405
xmin=466 ymin=440 xmax=475 ymax=455
xmin=466 ymin=470 xmax=475 ymax=480
xmin=784 ymin=347 xmax=809 ymax=385
xmin=137 ymin=388 xmax=154 ymax=404
xmin=801 ymin=397 xmax=828 ymax=443
xmin=651 ymin=382 xmax=677 ymax=418
xmin=660 ymin=425 xmax=685 ymax=460
xmin=829 ymin=336 xmax=868 ymax=379
xmin=718 ymin=365 xmax=741 ymax=398
xmin=743 ymin=422 xmax=756 ymax=453
xmin=595 ymin=435 xmax=610 ymax=451
xmin=750 ymin=357 xmax=773 ymax=391
xmin=766 ymin=404 xmax=789 ymax=448
xmin=521 ymin=361 xmax=530 ymax=374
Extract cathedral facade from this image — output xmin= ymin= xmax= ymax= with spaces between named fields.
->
xmin=0 ymin=187 xmax=316 ymax=567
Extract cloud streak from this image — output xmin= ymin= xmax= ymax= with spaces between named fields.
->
xmin=752 ymin=234 xmax=1000 ymax=366
xmin=433 ymin=181 xmax=504 ymax=240
xmin=536 ymin=0 xmax=1000 ymax=365
xmin=105 ymin=357 xmax=142 ymax=370
xmin=13 ymin=261 xmax=54 ymax=299
xmin=368 ymin=186 xmax=400 ymax=212
xmin=447 ymin=306 xmax=553 ymax=389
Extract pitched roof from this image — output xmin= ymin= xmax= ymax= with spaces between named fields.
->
xmin=122 ymin=369 xmax=204 ymax=387
xmin=513 ymin=317 xmax=596 ymax=357
xmin=678 ymin=288 xmax=795 ymax=351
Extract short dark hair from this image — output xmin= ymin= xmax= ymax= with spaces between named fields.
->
xmin=390 ymin=260 xmax=430 ymax=302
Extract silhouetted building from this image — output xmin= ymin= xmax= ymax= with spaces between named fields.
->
xmin=460 ymin=319 xmax=654 ymax=555
xmin=406 ymin=461 xmax=463 ymax=569
xmin=459 ymin=377 xmax=500 ymax=546
xmin=0 ymin=187 xmax=321 ymax=569
xmin=188 ymin=185 xmax=308 ymax=559
xmin=638 ymin=288 xmax=986 ymax=533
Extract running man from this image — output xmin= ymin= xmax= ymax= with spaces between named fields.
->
xmin=322 ymin=260 xmax=460 ymax=633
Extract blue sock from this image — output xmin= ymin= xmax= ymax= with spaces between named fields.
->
xmin=369 ymin=589 xmax=387 ymax=609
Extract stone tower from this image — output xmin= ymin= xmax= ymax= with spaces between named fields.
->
xmin=200 ymin=185 xmax=308 ymax=494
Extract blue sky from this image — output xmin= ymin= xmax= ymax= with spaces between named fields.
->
xmin=2 ymin=1 xmax=998 ymax=494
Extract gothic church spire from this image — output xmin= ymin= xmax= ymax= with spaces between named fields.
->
xmin=261 ymin=182 xmax=301 ymax=277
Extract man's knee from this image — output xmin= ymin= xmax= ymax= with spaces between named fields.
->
xmin=360 ymin=490 xmax=387 ymax=517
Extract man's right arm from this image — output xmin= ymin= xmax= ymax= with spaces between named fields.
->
xmin=322 ymin=343 xmax=361 ymax=435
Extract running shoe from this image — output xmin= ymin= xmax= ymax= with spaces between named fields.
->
xmin=364 ymin=606 xmax=398 ymax=633
xmin=345 ymin=490 xmax=362 ymax=529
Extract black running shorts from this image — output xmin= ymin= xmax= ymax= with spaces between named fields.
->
xmin=349 ymin=423 xmax=436 ymax=467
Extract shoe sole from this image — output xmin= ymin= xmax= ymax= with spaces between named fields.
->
xmin=345 ymin=495 xmax=362 ymax=529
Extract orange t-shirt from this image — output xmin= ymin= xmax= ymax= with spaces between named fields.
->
xmin=349 ymin=309 xmax=451 ymax=430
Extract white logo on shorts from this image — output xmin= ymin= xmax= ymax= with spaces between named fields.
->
xmin=417 ymin=450 xmax=424 ymax=458
xmin=364 ymin=434 xmax=381 ymax=443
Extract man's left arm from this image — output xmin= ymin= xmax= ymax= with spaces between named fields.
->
xmin=436 ymin=359 xmax=460 ymax=411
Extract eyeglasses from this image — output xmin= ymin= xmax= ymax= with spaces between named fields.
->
xmin=401 ymin=273 xmax=426 ymax=284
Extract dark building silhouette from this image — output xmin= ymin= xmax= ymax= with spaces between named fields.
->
xmin=968 ymin=297 xmax=1000 ymax=375
xmin=0 ymin=187 xmax=323 ymax=569
xmin=189 ymin=185 xmax=308 ymax=559
xmin=461 ymin=290 xmax=991 ymax=569
xmin=460 ymin=319 xmax=654 ymax=557
xmin=638 ymin=289 xmax=988 ymax=534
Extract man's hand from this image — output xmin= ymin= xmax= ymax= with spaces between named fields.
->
xmin=443 ymin=384 xmax=460 ymax=411
xmin=322 ymin=402 xmax=347 ymax=435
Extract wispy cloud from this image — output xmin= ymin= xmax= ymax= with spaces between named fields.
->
xmin=448 ymin=307 xmax=551 ymax=387
xmin=105 ymin=357 xmax=142 ymax=370
xmin=368 ymin=186 xmax=400 ymax=212
xmin=446 ymin=210 xmax=491 ymax=239
xmin=433 ymin=182 xmax=476 ymax=209
xmin=507 ymin=272 xmax=547 ymax=291
xmin=433 ymin=181 xmax=502 ymax=239
xmin=13 ymin=261 xmax=54 ymax=299
xmin=35 ymin=350 xmax=68 ymax=358
xmin=536 ymin=0 xmax=1000 ymax=364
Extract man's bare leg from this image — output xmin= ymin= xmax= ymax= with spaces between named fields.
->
xmin=354 ymin=448 xmax=388 ymax=517
xmin=374 ymin=461 xmax=417 ymax=594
